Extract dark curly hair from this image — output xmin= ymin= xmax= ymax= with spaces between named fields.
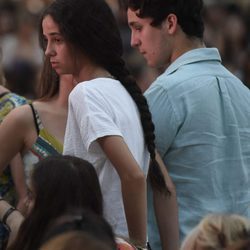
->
xmin=124 ymin=0 xmax=204 ymax=39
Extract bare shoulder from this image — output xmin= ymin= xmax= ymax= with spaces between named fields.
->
xmin=2 ymin=104 xmax=34 ymax=129
xmin=32 ymin=100 xmax=65 ymax=114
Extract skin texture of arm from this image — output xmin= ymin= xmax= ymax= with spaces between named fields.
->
xmin=0 ymin=199 xmax=24 ymax=248
xmin=0 ymin=105 xmax=36 ymax=174
xmin=153 ymin=152 xmax=179 ymax=250
xmin=6 ymin=209 xmax=24 ymax=248
xmin=98 ymin=135 xmax=147 ymax=247
xmin=9 ymin=154 xmax=28 ymax=215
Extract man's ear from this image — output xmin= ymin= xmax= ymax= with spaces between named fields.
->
xmin=162 ymin=14 xmax=178 ymax=35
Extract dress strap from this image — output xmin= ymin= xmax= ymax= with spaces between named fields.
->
xmin=29 ymin=103 xmax=42 ymax=135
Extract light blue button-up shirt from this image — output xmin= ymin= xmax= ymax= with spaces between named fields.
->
xmin=145 ymin=48 xmax=250 ymax=248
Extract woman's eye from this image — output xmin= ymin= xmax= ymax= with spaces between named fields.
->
xmin=54 ymin=37 xmax=64 ymax=43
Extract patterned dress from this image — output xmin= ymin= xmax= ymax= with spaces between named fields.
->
xmin=0 ymin=91 xmax=27 ymax=250
xmin=0 ymin=92 xmax=27 ymax=202
xmin=22 ymin=103 xmax=63 ymax=186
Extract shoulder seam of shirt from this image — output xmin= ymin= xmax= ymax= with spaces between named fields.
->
xmin=147 ymin=83 xmax=180 ymax=131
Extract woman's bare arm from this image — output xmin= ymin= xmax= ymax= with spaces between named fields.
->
xmin=98 ymin=135 xmax=147 ymax=247
xmin=0 ymin=199 xmax=24 ymax=248
xmin=9 ymin=154 xmax=28 ymax=215
xmin=0 ymin=105 xmax=35 ymax=174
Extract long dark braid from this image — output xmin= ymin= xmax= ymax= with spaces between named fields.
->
xmin=107 ymin=60 xmax=170 ymax=195
xmin=39 ymin=0 xmax=170 ymax=195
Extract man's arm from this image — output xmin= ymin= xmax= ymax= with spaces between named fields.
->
xmin=153 ymin=152 xmax=179 ymax=250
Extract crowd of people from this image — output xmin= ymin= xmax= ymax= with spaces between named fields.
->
xmin=0 ymin=0 xmax=249 ymax=250
xmin=0 ymin=0 xmax=250 ymax=95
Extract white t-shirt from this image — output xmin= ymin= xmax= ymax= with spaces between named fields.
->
xmin=64 ymin=78 xmax=150 ymax=237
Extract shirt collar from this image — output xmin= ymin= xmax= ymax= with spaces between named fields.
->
xmin=164 ymin=48 xmax=222 ymax=75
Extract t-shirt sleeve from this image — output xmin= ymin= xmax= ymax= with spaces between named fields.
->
xmin=68 ymin=86 xmax=122 ymax=151
xmin=145 ymin=84 xmax=178 ymax=156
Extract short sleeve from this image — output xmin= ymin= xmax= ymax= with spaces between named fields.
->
xmin=145 ymin=84 xmax=178 ymax=156
xmin=68 ymin=85 xmax=122 ymax=151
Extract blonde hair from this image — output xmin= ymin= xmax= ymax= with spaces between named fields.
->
xmin=181 ymin=214 xmax=250 ymax=250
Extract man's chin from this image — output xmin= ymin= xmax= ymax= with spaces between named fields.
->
xmin=146 ymin=60 xmax=156 ymax=68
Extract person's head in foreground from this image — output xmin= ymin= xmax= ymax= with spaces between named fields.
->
xmin=181 ymin=214 xmax=250 ymax=250
xmin=8 ymin=155 xmax=103 ymax=250
xmin=40 ymin=210 xmax=117 ymax=250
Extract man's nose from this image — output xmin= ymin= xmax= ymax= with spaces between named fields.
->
xmin=130 ymin=32 xmax=140 ymax=48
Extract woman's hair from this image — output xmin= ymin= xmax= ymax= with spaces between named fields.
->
xmin=0 ymin=46 xmax=6 ymax=86
xmin=38 ymin=0 xmax=169 ymax=195
xmin=40 ymin=210 xmax=116 ymax=250
xmin=124 ymin=0 xmax=204 ymax=39
xmin=36 ymin=57 xmax=60 ymax=100
xmin=181 ymin=214 xmax=250 ymax=250
xmin=41 ymin=231 xmax=115 ymax=250
xmin=9 ymin=155 xmax=103 ymax=250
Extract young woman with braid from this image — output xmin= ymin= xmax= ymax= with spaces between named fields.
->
xmin=40 ymin=0 xmax=178 ymax=249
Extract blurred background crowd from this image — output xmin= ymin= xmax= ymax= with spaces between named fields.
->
xmin=0 ymin=0 xmax=249 ymax=98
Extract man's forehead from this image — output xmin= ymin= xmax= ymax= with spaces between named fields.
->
xmin=127 ymin=8 xmax=146 ymax=25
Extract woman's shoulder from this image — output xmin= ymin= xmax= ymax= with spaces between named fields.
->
xmin=73 ymin=78 xmax=119 ymax=95
xmin=3 ymin=104 xmax=34 ymax=127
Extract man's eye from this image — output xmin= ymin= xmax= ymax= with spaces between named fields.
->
xmin=135 ymin=26 xmax=142 ymax=31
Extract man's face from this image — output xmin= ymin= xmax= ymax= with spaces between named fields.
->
xmin=127 ymin=8 xmax=171 ymax=69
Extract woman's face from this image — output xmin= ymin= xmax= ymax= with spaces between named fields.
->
xmin=42 ymin=15 xmax=77 ymax=76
